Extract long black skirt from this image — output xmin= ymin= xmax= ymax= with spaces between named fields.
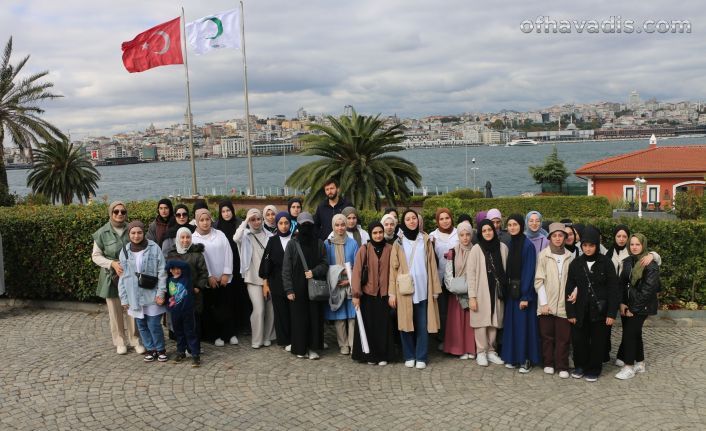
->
xmin=289 ymin=295 xmax=324 ymax=356
xmin=352 ymin=294 xmax=395 ymax=363
xmin=201 ymin=284 xmax=236 ymax=342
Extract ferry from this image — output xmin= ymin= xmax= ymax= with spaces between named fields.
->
xmin=506 ymin=139 xmax=539 ymax=147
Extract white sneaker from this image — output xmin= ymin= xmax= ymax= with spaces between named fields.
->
xmin=404 ymin=360 xmax=415 ymax=368
xmin=634 ymin=361 xmax=646 ymax=373
xmin=252 ymin=344 xmax=261 ymax=349
xmin=476 ymin=352 xmax=488 ymax=367
xmin=263 ymin=340 xmax=271 ymax=347
xmin=519 ymin=366 xmax=532 ymax=374
xmin=323 ymin=342 xmax=329 ymax=349
xmin=214 ymin=338 xmax=225 ymax=347
xmin=543 ymin=367 xmax=555 ymax=375
xmin=285 ymin=344 xmax=292 ymax=352
xmin=378 ymin=361 xmax=388 ymax=366
xmin=116 ymin=345 xmax=128 ymax=355
xmin=308 ymin=350 xmax=320 ymax=360
xmin=459 ymin=354 xmax=469 ymax=360
xmin=340 ymin=346 xmax=351 ymax=355
xmin=229 ymin=336 xmax=239 ymax=345
xmin=558 ymin=371 xmax=570 ymax=379
xmin=487 ymin=351 xmax=505 ymax=365
xmin=615 ymin=366 xmax=636 ymax=380
xmin=467 ymin=353 xmax=476 ymax=359
xmin=615 ymin=358 xmax=625 ymax=367
xmin=505 ymin=363 xmax=516 ymax=369
xmin=415 ymin=361 xmax=427 ymax=369
xmin=134 ymin=345 xmax=146 ymax=354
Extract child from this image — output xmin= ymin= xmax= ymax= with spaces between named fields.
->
xmin=166 ymin=259 xmax=201 ymax=367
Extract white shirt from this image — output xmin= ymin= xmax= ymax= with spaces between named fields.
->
xmin=192 ymin=229 xmax=233 ymax=283
xmin=402 ymin=236 xmax=428 ymax=304
xmin=429 ymin=228 xmax=458 ymax=285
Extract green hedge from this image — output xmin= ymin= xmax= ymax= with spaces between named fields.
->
xmin=422 ymin=195 xmax=612 ymax=223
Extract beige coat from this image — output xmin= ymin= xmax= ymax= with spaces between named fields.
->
xmin=388 ymin=233 xmax=442 ymax=333
xmin=468 ymin=243 xmax=508 ymax=328
xmin=534 ymin=247 xmax=574 ymax=318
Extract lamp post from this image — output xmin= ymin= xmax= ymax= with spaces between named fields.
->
xmin=465 ymin=144 xmax=468 ymax=187
xmin=471 ymin=157 xmax=479 ymax=191
xmin=634 ymin=176 xmax=647 ymax=218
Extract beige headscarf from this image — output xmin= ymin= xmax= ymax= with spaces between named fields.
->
xmin=108 ymin=201 xmax=126 ymax=228
xmin=454 ymin=221 xmax=474 ymax=276
xmin=330 ymin=213 xmax=348 ymax=265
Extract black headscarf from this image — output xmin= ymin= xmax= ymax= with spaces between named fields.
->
xmin=456 ymin=213 xmax=473 ymax=227
xmin=580 ymin=225 xmax=601 ymax=262
xmin=166 ymin=204 xmax=195 ymax=239
xmin=609 ymin=224 xmax=630 ymax=259
xmin=573 ymin=223 xmax=586 ymax=241
xmin=367 ymin=221 xmax=386 ymax=257
xmin=506 ymin=214 xmax=525 ymax=282
xmin=400 ymin=209 xmax=419 ymax=241
xmin=156 ymin=198 xmax=175 ymax=223
xmin=477 ymin=219 xmax=506 ymax=315
xmin=214 ymin=200 xmax=239 ymax=251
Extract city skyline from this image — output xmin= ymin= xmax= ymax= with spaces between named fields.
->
xmin=2 ymin=0 xmax=704 ymax=136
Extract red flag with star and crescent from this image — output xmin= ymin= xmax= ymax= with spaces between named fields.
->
xmin=121 ymin=17 xmax=183 ymax=73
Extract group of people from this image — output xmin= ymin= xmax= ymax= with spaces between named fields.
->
xmin=91 ymin=179 xmax=661 ymax=380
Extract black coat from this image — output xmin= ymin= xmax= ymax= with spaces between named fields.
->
xmin=313 ymin=197 xmax=352 ymax=240
xmin=565 ymin=254 xmax=620 ymax=325
xmin=259 ymin=236 xmax=288 ymax=297
xmin=281 ymin=239 xmax=328 ymax=296
xmin=620 ymin=257 xmax=659 ymax=316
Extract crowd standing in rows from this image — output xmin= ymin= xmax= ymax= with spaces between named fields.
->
xmin=91 ymin=179 xmax=661 ymax=380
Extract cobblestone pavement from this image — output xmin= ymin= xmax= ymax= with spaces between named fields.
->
xmin=0 ymin=307 xmax=704 ymax=430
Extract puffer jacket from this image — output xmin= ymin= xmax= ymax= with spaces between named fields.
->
xmin=620 ymin=257 xmax=659 ymax=316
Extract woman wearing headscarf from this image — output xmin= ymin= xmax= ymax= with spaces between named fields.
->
xmin=429 ymin=207 xmax=458 ymax=349
xmin=92 ymin=202 xmax=144 ymax=355
xmin=524 ymin=211 xmax=549 ymax=254
xmin=259 ymin=211 xmax=293 ymax=349
xmin=468 ymin=219 xmax=508 ymax=367
xmin=534 ymin=222 xmax=575 ymax=379
xmin=324 ymin=213 xmax=359 ymax=355
xmin=287 ymin=197 xmax=303 ymax=235
xmin=146 ymin=198 xmax=175 ymax=248
xmin=565 ymin=225 xmax=619 ymax=382
xmin=234 ymin=208 xmax=275 ymax=349
xmin=161 ymin=204 xmax=196 ymax=257
xmin=615 ymin=233 xmax=659 ymax=380
xmin=500 ymin=214 xmax=540 ymax=373
xmin=351 ymin=221 xmax=394 ymax=365
xmin=388 ymin=209 xmax=441 ymax=370
xmin=381 ymin=213 xmax=399 ymax=244
xmin=166 ymin=227 xmax=209 ymax=338
xmin=340 ymin=206 xmax=370 ymax=246
xmin=442 ymin=221 xmax=476 ymax=360
xmin=262 ymin=205 xmax=278 ymax=235
xmin=192 ymin=208 xmax=234 ymax=347
xmin=118 ymin=220 xmax=168 ymax=362
xmin=282 ymin=212 xmax=329 ymax=359
xmin=564 ymin=224 xmax=580 ymax=258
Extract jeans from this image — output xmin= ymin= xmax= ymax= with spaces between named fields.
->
xmin=400 ymin=300 xmax=429 ymax=362
xmin=136 ymin=313 xmax=165 ymax=352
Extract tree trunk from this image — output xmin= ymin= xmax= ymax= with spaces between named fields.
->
xmin=0 ymin=128 xmax=8 ymax=189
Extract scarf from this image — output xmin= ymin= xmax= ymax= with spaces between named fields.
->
xmin=454 ymin=222 xmax=474 ymax=276
xmin=609 ymin=224 xmax=630 ymax=259
xmin=477 ymin=219 xmax=505 ymax=315
xmin=456 ymin=213 xmax=473 ymax=227
xmin=367 ymin=222 xmax=386 ymax=258
xmin=127 ymin=221 xmax=148 ymax=252
xmin=246 ymin=208 xmax=263 ymax=234
xmin=215 ymin=200 xmax=239 ymax=241
xmin=330 ymin=213 xmax=348 ymax=265
xmin=341 ymin=206 xmax=362 ymax=246
xmin=175 ymin=227 xmax=192 ymax=255
xmin=380 ymin=213 xmax=398 ymax=242
xmin=275 ymin=211 xmax=292 ymax=238
xmin=194 ymin=208 xmax=212 ymax=235
xmin=506 ymin=214 xmax=525 ymax=281
xmin=524 ymin=210 xmax=549 ymax=239
xmin=630 ymin=233 xmax=649 ymax=286
xmin=400 ymin=210 xmax=419 ymax=241
xmin=263 ymin=205 xmax=278 ymax=234
xmin=166 ymin=204 xmax=195 ymax=239
xmin=435 ymin=207 xmax=454 ymax=234
xmin=108 ymin=201 xmax=127 ymax=229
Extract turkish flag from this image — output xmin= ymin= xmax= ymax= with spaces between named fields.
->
xmin=121 ymin=17 xmax=183 ymax=73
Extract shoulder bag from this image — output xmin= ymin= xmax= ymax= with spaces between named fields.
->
xmin=583 ymin=265 xmax=607 ymax=319
xmin=122 ymin=244 xmax=159 ymax=290
xmin=486 ymin=252 xmax=505 ymax=301
xmin=396 ymin=238 xmax=419 ymax=296
xmin=294 ymin=241 xmax=329 ymax=301
xmin=447 ymin=249 xmax=468 ymax=295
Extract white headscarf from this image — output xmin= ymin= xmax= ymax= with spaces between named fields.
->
xmin=175 ymin=227 xmax=192 ymax=255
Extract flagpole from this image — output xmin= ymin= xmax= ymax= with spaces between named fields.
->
xmin=181 ymin=7 xmax=199 ymax=196
xmin=240 ymin=0 xmax=255 ymax=195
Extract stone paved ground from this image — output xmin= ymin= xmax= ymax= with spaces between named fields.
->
xmin=0 ymin=307 xmax=704 ymax=430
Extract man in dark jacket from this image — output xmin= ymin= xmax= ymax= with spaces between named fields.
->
xmin=313 ymin=178 xmax=351 ymax=240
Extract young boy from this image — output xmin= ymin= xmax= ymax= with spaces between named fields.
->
xmin=166 ymin=260 xmax=201 ymax=367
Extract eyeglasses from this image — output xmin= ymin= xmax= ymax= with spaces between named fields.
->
xmin=176 ymin=212 xmax=188 ymax=217
xmin=112 ymin=209 xmax=127 ymax=215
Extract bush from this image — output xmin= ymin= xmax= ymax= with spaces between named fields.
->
xmin=0 ymin=184 xmax=17 ymax=207
xmin=445 ymin=188 xmax=485 ymax=200
xmin=673 ymin=191 xmax=703 ymax=220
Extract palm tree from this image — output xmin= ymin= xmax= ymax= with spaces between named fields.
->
xmin=286 ymin=110 xmax=421 ymax=210
xmin=0 ymin=37 xmax=66 ymax=188
xmin=27 ymin=139 xmax=100 ymax=205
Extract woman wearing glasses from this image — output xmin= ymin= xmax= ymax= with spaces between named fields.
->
xmin=161 ymin=204 xmax=196 ymax=258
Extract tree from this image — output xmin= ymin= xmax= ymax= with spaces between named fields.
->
xmin=0 ymin=37 xmax=66 ymax=189
xmin=285 ymin=110 xmax=421 ymax=210
xmin=528 ymin=145 xmax=570 ymax=193
xmin=27 ymin=139 xmax=100 ymax=205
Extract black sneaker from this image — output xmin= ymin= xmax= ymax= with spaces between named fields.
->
xmin=157 ymin=351 xmax=168 ymax=362
xmin=571 ymin=368 xmax=584 ymax=379
xmin=192 ymin=356 xmax=201 ymax=368
xmin=174 ymin=352 xmax=186 ymax=363
xmin=144 ymin=351 xmax=156 ymax=362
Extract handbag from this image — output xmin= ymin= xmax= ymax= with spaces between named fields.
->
xmin=509 ymin=279 xmax=521 ymax=300
xmin=360 ymin=245 xmax=369 ymax=287
xmin=294 ymin=241 xmax=329 ymax=301
xmin=121 ymin=244 xmax=158 ymax=290
xmin=396 ymin=238 xmax=420 ymax=296
xmin=486 ymin=252 xmax=505 ymax=301
xmin=583 ymin=266 xmax=607 ymax=318
xmin=447 ymin=249 xmax=468 ymax=295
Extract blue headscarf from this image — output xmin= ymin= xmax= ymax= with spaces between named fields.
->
xmin=275 ymin=211 xmax=291 ymax=237
xmin=524 ymin=210 xmax=549 ymax=239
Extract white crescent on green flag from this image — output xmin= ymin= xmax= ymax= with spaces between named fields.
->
xmin=186 ymin=8 xmax=241 ymax=54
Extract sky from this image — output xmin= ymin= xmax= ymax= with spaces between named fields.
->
xmin=2 ymin=0 xmax=704 ymax=136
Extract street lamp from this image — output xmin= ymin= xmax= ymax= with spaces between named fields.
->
xmin=471 ymin=157 xmax=479 ymax=191
xmin=634 ymin=176 xmax=647 ymax=218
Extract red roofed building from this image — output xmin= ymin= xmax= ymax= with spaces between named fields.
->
xmin=575 ymin=136 xmax=706 ymax=208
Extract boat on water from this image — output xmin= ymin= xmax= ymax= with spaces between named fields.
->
xmin=6 ymin=163 xmax=33 ymax=170
xmin=506 ymin=139 xmax=539 ymax=147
